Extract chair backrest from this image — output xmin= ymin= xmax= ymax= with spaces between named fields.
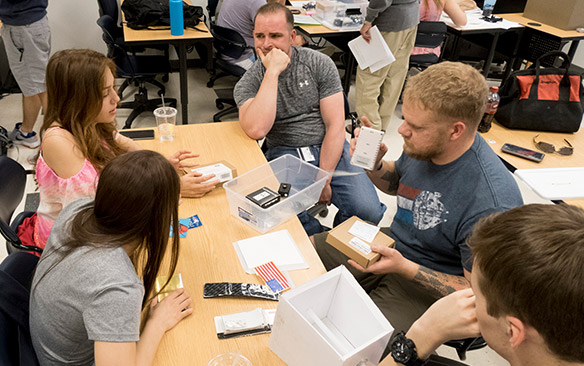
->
xmin=97 ymin=0 xmax=120 ymax=25
xmin=207 ymin=0 xmax=220 ymax=27
xmin=211 ymin=24 xmax=251 ymax=60
xmin=0 ymin=252 xmax=40 ymax=366
xmin=414 ymin=21 xmax=447 ymax=49
xmin=0 ymin=156 xmax=26 ymax=243
xmin=97 ymin=15 xmax=136 ymax=75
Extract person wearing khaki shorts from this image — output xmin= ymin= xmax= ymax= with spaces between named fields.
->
xmin=356 ymin=0 xmax=418 ymax=132
xmin=0 ymin=0 xmax=51 ymax=149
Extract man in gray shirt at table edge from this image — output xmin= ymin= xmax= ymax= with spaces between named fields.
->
xmin=234 ymin=3 xmax=386 ymax=236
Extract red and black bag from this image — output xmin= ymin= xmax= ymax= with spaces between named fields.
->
xmin=495 ymin=51 xmax=584 ymax=133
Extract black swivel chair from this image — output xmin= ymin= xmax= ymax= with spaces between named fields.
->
xmin=0 ymin=156 xmax=41 ymax=255
xmin=97 ymin=15 xmax=177 ymax=129
xmin=207 ymin=25 xmax=254 ymax=122
xmin=206 ymin=0 xmax=220 ymax=28
xmin=96 ymin=0 xmax=170 ymax=99
xmin=409 ymin=21 xmax=448 ymax=69
xmin=0 ymin=251 xmax=41 ymax=366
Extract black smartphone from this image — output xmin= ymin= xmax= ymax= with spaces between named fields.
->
xmin=501 ymin=143 xmax=545 ymax=162
xmin=119 ymin=129 xmax=155 ymax=140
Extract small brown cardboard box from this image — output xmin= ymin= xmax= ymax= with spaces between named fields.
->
xmin=325 ymin=216 xmax=395 ymax=268
xmin=191 ymin=160 xmax=237 ymax=187
xmin=523 ymin=0 xmax=584 ymax=30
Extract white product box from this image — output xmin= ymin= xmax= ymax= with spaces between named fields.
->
xmin=223 ymin=154 xmax=330 ymax=233
xmin=269 ymin=266 xmax=393 ymax=366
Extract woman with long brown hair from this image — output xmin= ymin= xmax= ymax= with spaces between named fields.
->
xmin=30 ymin=150 xmax=192 ymax=365
xmin=18 ymin=49 xmax=219 ymax=251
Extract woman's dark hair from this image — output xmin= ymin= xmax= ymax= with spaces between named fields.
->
xmin=38 ymin=150 xmax=181 ymax=307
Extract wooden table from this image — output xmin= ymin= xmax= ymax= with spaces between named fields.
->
xmin=480 ymin=122 xmax=584 ymax=208
xmin=122 ymin=11 xmax=213 ymax=125
xmin=137 ymin=122 xmax=327 ymax=365
xmin=440 ymin=11 xmax=524 ymax=78
xmin=499 ymin=13 xmax=584 ymax=61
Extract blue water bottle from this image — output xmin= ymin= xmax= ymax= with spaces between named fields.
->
xmin=170 ymin=0 xmax=184 ymax=36
xmin=482 ymin=0 xmax=497 ymax=17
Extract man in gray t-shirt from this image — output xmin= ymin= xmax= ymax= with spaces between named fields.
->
xmin=234 ymin=3 xmax=386 ymax=235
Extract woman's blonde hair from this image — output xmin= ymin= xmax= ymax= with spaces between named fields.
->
xmin=42 ymin=49 xmax=125 ymax=171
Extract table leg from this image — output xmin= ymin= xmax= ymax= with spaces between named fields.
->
xmin=483 ymin=32 xmax=500 ymax=77
xmin=343 ymin=52 xmax=356 ymax=94
xmin=501 ymin=29 xmax=523 ymax=83
xmin=175 ymin=42 xmax=189 ymax=124
xmin=567 ymin=40 xmax=580 ymax=61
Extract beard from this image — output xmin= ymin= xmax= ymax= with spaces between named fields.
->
xmin=402 ymin=139 xmax=446 ymax=162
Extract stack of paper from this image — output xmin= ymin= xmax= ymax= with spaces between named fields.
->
xmin=233 ymin=230 xmax=309 ymax=274
xmin=348 ymin=26 xmax=395 ymax=72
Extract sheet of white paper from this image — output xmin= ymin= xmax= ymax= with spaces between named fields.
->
xmin=289 ymin=1 xmax=307 ymax=7
xmin=293 ymin=14 xmax=321 ymax=25
xmin=233 ymin=230 xmax=309 ymax=274
xmin=440 ymin=12 xmax=521 ymax=31
xmin=348 ymin=26 xmax=395 ymax=71
xmin=348 ymin=221 xmax=380 ymax=243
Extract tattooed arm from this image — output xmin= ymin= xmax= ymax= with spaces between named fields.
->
xmin=349 ymin=246 xmax=471 ymax=297
xmin=366 ymin=160 xmax=399 ymax=195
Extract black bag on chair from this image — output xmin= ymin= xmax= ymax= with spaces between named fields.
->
xmin=495 ymin=51 xmax=584 ymax=133
xmin=121 ymin=0 xmax=205 ymax=30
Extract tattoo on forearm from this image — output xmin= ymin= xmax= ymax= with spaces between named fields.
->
xmin=413 ymin=266 xmax=470 ymax=297
xmin=381 ymin=170 xmax=399 ymax=193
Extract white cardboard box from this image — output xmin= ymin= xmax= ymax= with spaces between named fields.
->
xmin=269 ymin=266 xmax=393 ymax=366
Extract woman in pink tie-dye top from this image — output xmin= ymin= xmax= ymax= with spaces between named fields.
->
xmin=412 ymin=0 xmax=467 ymax=57
xmin=19 ymin=49 xmax=220 ymax=250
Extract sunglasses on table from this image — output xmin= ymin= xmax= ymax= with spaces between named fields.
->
xmin=533 ymin=134 xmax=574 ymax=156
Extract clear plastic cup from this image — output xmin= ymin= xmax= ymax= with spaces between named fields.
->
xmin=153 ymin=106 xmax=177 ymax=141
xmin=208 ymin=352 xmax=252 ymax=366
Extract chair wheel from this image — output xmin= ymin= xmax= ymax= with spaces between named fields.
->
xmin=216 ymin=101 xmax=224 ymax=110
xmin=207 ymin=80 xmax=214 ymax=88
xmin=319 ymin=207 xmax=329 ymax=217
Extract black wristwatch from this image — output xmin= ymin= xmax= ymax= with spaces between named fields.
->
xmin=390 ymin=331 xmax=426 ymax=366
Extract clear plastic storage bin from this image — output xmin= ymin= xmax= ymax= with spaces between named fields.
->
xmin=223 ymin=154 xmax=330 ymax=233
xmin=314 ymin=0 xmax=368 ymax=30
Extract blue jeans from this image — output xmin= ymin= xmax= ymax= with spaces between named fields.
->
xmin=265 ymin=141 xmax=386 ymax=235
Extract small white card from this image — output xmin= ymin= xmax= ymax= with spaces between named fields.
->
xmin=350 ymin=127 xmax=385 ymax=171
xmin=348 ymin=237 xmax=372 ymax=255
xmin=348 ymin=220 xmax=380 ymax=243
xmin=191 ymin=163 xmax=232 ymax=182
xmin=297 ymin=147 xmax=316 ymax=162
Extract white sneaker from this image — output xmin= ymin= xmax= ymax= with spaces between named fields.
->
xmin=10 ymin=123 xmax=40 ymax=149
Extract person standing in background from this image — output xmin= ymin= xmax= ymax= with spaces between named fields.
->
xmin=356 ymin=0 xmax=418 ymax=131
xmin=0 ymin=0 xmax=50 ymax=148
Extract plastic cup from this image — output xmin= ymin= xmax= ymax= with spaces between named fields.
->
xmin=153 ymin=107 xmax=177 ymax=141
xmin=208 ymin=352 xmax=252 ymax=366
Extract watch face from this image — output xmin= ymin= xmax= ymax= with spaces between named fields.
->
xmin=391 ymin=338 xmax=412 ymax=362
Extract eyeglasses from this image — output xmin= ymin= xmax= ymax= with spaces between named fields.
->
xmin=533 ymin=135 xmax=574 ymax=156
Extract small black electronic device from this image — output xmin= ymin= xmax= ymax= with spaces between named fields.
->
xmin=501 ymin=143 xmax=545 ymax=162
xmin=278 ymin=183 xmax=291 ymax=197
xmin=119 ymin=129 xmax=155 ymax=140
xmin=246 ymin=187 xmax=280 ymax=209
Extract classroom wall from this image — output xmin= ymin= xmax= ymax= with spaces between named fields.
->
xmin=46 ymin=0 xmax=583 ymax=66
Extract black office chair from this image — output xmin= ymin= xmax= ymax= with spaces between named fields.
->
xmin=96 ymin=0 xmax=170 ymax=99
xmin=0 ymin=251 xmax=40 ymax=366
xmin=410 ymin=21 xmax=448 ymax=68
xmin=97 ymin=15 xmax=177 ymax=129
xmin=206 ymin=0 xmax=220 ymax=28
xmin=0 ymin=156 xmax=41 ymax=255
xmin=207 ymin=25 xmax=254 ymax=122
xmin=445 ymin=337 xmax=488 ymax=361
